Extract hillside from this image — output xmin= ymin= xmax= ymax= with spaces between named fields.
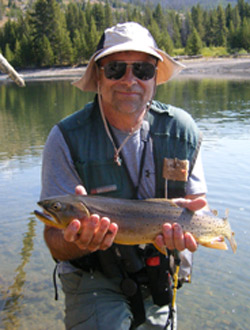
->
xmin=0 ymin=0 xmax=246 ymax=28
xmin=122 ymin=0 xmax=241 ymax=10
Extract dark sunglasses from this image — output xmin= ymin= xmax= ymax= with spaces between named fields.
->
xmin=99 ymin=61 xmax=157 ymax=81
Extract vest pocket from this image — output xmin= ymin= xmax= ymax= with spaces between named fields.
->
xmin=75 ymin=159 xmax=124 ymax=197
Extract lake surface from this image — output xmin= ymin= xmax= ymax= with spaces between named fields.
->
xmin=0 ymin=77 xmax=249 ymax=330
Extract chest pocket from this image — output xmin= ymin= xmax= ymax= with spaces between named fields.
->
xmin=75 ymin=158 xmax=135 ymax=198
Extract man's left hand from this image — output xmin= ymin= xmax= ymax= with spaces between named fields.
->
xmin=155 ymin=196 xmax=207 ymax=253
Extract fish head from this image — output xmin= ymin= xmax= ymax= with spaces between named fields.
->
xmin=34 ymin=195 xmax=90 ymax=229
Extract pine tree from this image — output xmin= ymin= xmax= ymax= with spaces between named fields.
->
xmin=204 ymin=10 xmax=217 ymax=46
xmin=160 ymin=30 xmax=174 ymax=55
xmin=72 ymin=29 xmax=87 ymax=64
xmin=215 ymin=5 xmax=228 ymax=47
xmin=30 ymin=0 xmax=73 ymax=66
xmin=4 ymin=43 xmax=14 ymax=63
xmin=232 ymin=6 xmax=241 ymax=30
xmin=148 ymin=20 xmax=161 ymax=49
xmin=172 ymin=14 xmax=182 ymax=48
xmin=85 ymin=17 xmax=99 ymax=59
xmin=104 ymin=1 xmax=113 ymax=28
xmin=92 ymin=3 xmax=105 ymax=32
xmin=191 ymin=4 xmax=204 ymax=40
xmin=2 ymin=20 xmax=17 ymax=52
xmin=185 ymin=27 xmax=203 ymax=55
xmin=153 ymin=4 xmax=166 ymax=30
xmin=181 ymin=12 xmax=193 ymax=47
xmin=13 ymin=39 xmax=22 ymax=67
xmin=239 ymin=17 xmax=250 ymax=51
xmin=66 ymin=3 xmax=81 ymax=41
xmin=228 ymin=20 xmax=237 ymax=50
xmin=225 ymin=4 xmax=233 ymax=28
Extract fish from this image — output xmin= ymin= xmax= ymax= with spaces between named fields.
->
xmin=0 ymin=53 xmax=25 ymax=87
xmin=34 ymin=194 xmax=237 ymax=254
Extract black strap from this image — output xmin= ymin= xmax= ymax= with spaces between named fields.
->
xmin=53 ymin=263 xmax=59 ymax=300
xmin=128 ymin=279 xmax=146 ymax=328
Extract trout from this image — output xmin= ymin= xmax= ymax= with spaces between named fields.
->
xmin=0 ymin=53 xmax=25 ymax=87
xmin=34 ymin=194 xmax=237 ymax=254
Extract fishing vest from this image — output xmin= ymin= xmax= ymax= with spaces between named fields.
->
xmin=58 ymin=98 xmax=202 ymax=200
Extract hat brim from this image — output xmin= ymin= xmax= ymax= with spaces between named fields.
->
xmin=72 ymin=48 xmax=185 ymax=92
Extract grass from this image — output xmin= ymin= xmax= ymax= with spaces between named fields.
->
xmin=173 ymin=46 xmax=232 ymax=57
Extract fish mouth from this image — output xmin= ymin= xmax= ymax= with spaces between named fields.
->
xmin=34 ymin=209 xmax=60 ymax=227
xmin=34 ymin=209 xmax=53 ymax=221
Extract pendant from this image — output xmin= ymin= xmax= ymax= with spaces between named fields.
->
xmin=114 ymin=154 xmax=122 ymax=166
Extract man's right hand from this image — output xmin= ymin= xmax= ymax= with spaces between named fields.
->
xmin=63 ymin=185 xmax=118 ymax=252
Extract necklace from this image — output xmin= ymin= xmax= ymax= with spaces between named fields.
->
xmin=97 ymin=88 xmax=151 ymax=166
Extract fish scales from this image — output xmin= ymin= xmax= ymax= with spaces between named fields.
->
xmin=34 ymin=194 xmax=237 ymax=253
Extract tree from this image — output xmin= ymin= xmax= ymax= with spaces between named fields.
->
xmin=181 ymin=12 xmax=193 ymax=47
xmin=204 ymin=10 xmax=217 ymax=46
xmin=239 ymin=17 xmax=250 ymax=51
xmin=66 ymin=3 xmax=81 ymax=41
xmin=92 ymin=3 xmax=105 ymax=32
xmin=185 ymin=27 xmax=203 ymax=55
xmin=40 ymin=35 xmax=54 ymax=66
xmin=30 ymin=0 xmax=73 ymax=66
xmin=214 ymin=5 xmax=228 ymax=47
xmin=191 ymin=4 xmax=204 ymax=40
xmin=4 ymin=43 xmax=14 ymax=63
xmin=172 ymin=14 xmax=182 ymax=48
xmin=2 ymin=19 xmax=17 ymax=52
xmin=104 ymin=0 xmax=113 ymax=28
xmin=72 ymin=29 xmax=87 ymax=64
xmin=153 ymin=4 xmax=166 ymax=30
xmin=228 ymin=20 xmax=237 ymax=50
xmin=148 ymin=20 xmax=161 ymax=49
xmin=85 ymin=17 xmax=99 ymax=59
xmin=160 ymin=29 xmax=174 ymax=55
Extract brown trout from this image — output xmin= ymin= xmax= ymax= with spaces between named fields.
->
xmin=34 ymin=194 xmax=237 ymax=253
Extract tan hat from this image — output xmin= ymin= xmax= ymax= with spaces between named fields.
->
xmin=73 ymin=22 xmax=185 ymax=92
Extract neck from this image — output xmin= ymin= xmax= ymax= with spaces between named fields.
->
xmin=103 ymin=108 xmax=147 ymax=132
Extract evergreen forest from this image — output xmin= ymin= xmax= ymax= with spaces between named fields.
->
xmin=0 ymin=0 xmax=250 ymax=69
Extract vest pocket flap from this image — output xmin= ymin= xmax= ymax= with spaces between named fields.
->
xmin=75 ymin=159 xmax=123 ymax=197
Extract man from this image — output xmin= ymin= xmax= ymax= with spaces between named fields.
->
xmin=41 ymin=22 xmax=208 ymax=329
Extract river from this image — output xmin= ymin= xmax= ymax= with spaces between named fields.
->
xmin=0 ymin=77 xmax=249 ymax=329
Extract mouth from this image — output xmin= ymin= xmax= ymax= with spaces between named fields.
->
xmin=33 ymin=209 xmax=64 ymax=229
xmin=34 ymin=209 xmax=54 ymax=222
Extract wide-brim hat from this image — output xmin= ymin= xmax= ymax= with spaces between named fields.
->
xmin=73 ymin=22 xmax=185 ymax=92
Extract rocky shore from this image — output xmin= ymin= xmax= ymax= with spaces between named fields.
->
xmin=1 ymin=57 xmax=250 ymax=84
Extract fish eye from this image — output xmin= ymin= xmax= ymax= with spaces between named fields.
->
xmin=52 ymin=202 xmax=62 ymax=211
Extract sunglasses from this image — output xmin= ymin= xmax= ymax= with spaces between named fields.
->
xmin=99 ymin=61 xmax=157 ymax=81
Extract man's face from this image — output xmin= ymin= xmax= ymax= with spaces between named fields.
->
xmin=97 ymin=51 xmax=157 ymax=117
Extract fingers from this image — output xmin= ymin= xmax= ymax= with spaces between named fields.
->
xmin=155 ymin=223 xmax=197 ymax=253
xmin=75 ymin=185 xmax=87 ymax=196
xmin=64 ymin=214 xmax=118 ymax=252
xmin=172 ymin=196 xmax=207 ymax=212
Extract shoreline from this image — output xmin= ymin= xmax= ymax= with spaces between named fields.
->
xmin=1 ymin=57 xmax=250 ymax=83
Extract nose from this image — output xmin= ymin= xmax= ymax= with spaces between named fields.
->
xmin=121 ymin=65 xmax=137 ymax=84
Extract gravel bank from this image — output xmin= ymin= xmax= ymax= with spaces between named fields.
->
xmin=1 ymin=57 xmax=250 ymax=83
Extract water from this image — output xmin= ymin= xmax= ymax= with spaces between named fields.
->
xmin=0 ymin=78 xmax=249 ymax=329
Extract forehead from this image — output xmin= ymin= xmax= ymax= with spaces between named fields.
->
xmin=99 ymin=51 xmax=157 ymax=64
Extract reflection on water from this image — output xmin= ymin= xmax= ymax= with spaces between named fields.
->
xmin=0 ymin=78 xmax=249 ymax=329
xmin=1 ymin=218 xmax=36 ymax=329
